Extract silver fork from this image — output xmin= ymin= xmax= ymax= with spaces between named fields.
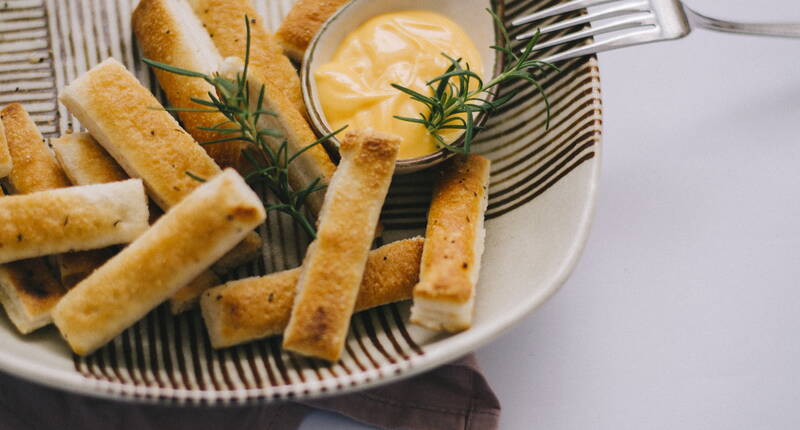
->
xmin=511 ymin=0 xmax=800 ymax=62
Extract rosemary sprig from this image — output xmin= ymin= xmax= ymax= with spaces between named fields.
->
xmin=391 ymin=8 xmax=559 ymax=154
xmin=143 ymin=16 xmax=340 ymax=238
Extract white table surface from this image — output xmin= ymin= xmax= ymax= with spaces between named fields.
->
xmin=301 ymin=1 xmax=800 ymax=428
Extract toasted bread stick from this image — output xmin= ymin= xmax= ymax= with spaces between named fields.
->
xmin=275 ymin=0 xmax=349 ymax=62
xmin=52 ymin=133 xmax=127 ymax=185
xmin=132 ymin=0 xmax=245 ymax=169
xmin=282 ymin=130 xmax=399 ymax=361
xmin=202 ymin=237 xmax=422 ymax=349
xmin=0 ymin=258 xmax=66 ymax=334
xmin=410 ymin=155 xmax=490 ymax=332
xmin=0 ymin=119 xmax=11 ymax=178
xmin=0 ymin=104 xmax=70 ymax=193
xmin=59 ymin=58 xmax=222 ymax=210
xmin=0 ymin=179 xmax=150 ymax=264
xmin=187 ymin=0 xmax=305 ymax=116
xmin=52 ymin=169 xmax=266 ymax=355
xmin=52 ymin=132 xmax=236 ymax=304
xmin=220 ymin=58 xmax=335 ymax=216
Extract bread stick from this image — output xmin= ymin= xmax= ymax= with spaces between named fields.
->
xmin=0 ymin=104 xmax=70 ymax=193
xmin=220 ymin=57 xmax=335 ymax=216
xmin=0 ymin=179 xmax=149 ymax=264
xmin=282 ymin=130 xmax=399 ymax=361
xmin=52 ymin=133 xmax=127 ymax=186
xmin=0 ymin=106 xmax=72 ymax=331
xmin=275 ymin=0 xmax=349 ymax=62
xmin=0 ymin=187 xmax=67 ymax=333
xmin=52 ymin=169 xmax=266 ymax=355
xmin=59 ymin=58 xmax=222 ymax=210
xmin=187 ymin=0 xmax=305 ymax=116
xmin=0 ymin=119 xmax=12 ymax=178
xmin=202 ymin=237 xmax=423 ymax=349
xmin=411 ymin=155 xmax=490 ymax=332
xmin=169 ymin=269 xmax=222 ymax=315
xmin=132 ymin=0 xmax=245 ymax=169
xmin=0 ymin=258 xmax=66 ymax=334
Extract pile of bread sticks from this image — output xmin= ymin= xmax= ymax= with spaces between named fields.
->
xmin=0 ymin=0 xmax=491 ymax=363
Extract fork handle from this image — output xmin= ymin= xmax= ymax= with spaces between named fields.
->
xmin=685 ymin=7 xmax=800 ymax=38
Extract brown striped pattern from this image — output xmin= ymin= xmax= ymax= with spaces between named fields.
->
xmin=0 ymin=0 xmax=600 ymax=402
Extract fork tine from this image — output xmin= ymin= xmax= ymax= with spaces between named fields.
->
xmin=515 ymin=0 xmax=650 ymax=40
xmin=527 ymin=13 xmax=656 ymax=50
xmin=539 ymin=27 xmax=662 ymax=63
xmin=511 ymin=0 xmax=620 ymax=27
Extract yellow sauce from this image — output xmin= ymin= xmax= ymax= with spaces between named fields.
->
xmin=315 ymin=10 xmax=483 ymax=159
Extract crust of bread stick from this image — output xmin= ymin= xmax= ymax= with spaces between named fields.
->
xmin=52 ymin=169 xmax=266 ymax=355
xmin=0 ymin=104 xmax=70 ymax=193
xmin=0 ymin=258 xmax=67 ymax=334
xmin=282 ymin=130 xmax=399 ymax=361
xmin=187 ymin=0 xmax=306 ymax=116
xmin=59 ymin=58 xmax=222 ymax=210
xmin=51 ymin=133 xmax=127 ymax=186
xmin=0 ymin=179 xmax=150 ymax=264
xmin=55 ymin=247 xmax=119 ymax=289
xmin=201 ymin=237 xmax=423 ymax=349
xmin=169 ymin=269 xmax=222 ymax=314
xmin=0 ymin=119 xmax=12 ymax=178
xmin=220 ymin=58 xmax=335 ymax=216
xmin=410 ymin=155 xmax=490 ymax=332
xmin=132 ymin=0 xmax=245 ymax=169
xmin=275 ymin=0 xmax=349 ymax=62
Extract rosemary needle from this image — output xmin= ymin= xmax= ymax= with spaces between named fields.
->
xmin=391 ymin=8 xmax=559 ymax=154
xmin=143 ymin=16 xmax=341 ymax=238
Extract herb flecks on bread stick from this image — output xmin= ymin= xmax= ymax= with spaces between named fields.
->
xmin=282 ymin=130 xmax=400 ymax=362
xmin=52 ymin=169 xmax=266 ymax=356
xmin=201 ymin=237 xmax=423 ymax=349
xmin=411 ymin=154 xmax=490 ymax=332
xmin=0 ymin=179 xmax=150 ymax=264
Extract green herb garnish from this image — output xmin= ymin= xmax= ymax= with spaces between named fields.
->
xmin=143 ymin=16 xmax=340 ymax=238
xmin=391 ymin=8 xmax=558 ymax=154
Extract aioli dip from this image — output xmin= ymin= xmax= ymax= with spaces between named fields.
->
xmin=315 ymin=10 xmax=483 ymax=159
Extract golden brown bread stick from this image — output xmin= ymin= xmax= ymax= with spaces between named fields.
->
xmin=59 ymin=58 xmax=222 ymax=211
xmin=0 ymin=179 xmax=150 ymax=264
xmin=132 ymin=0 xmax=245 ymax=169
xmin=282 ymin=130 xmax=399 ymax=361
xmin=52 ymin=169 xmax=266 ymax=355
xmin=51 ymin=133 xmax=127 ymax=185
xmin=187 ymin=0 xmax=305 ymax=116
xmin=201 ymin=237 xmax=423 ymax=349
xmin=275 ymin=0 xmax=349 ymax=62
xmin=0 ymin=258 xmax=66 ymax=334
xmin=0 ymin=104 xmax=70 ymax=193
xmin=410 ymin=155 xmax=490 ymax=332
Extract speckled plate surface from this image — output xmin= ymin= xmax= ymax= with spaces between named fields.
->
xmin=0 ymin=0 xmax=601 ymax=404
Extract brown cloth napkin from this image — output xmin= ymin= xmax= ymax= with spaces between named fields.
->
xmin=0 ymin=354 xmax=499 ymax=430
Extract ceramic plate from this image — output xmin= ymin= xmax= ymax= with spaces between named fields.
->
xmin=0 ymin=0 xmax=601 ymax=403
